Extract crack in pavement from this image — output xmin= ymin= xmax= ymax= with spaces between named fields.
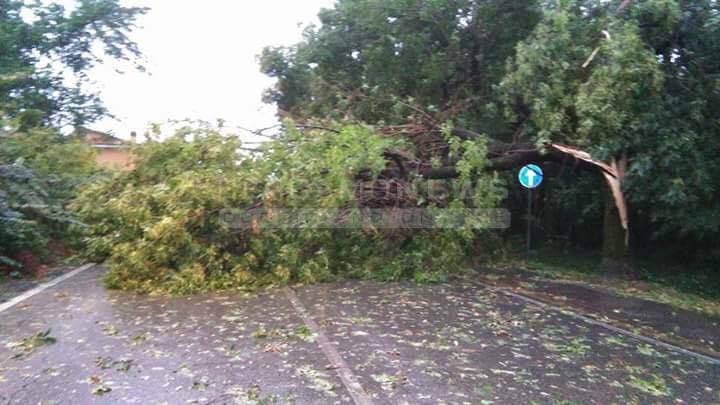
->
xmin=284 ymin=287 xmax=375 ymax=405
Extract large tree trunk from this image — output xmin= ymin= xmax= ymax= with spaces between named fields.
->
xmin=602 ymin=184 xmax=627 ymax=259
xmin=601 ymin=184 xmax=631 ymax=274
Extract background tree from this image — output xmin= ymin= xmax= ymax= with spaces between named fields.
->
xmin=261 ymin=0 xmax=539 ymax=134
xmin=500 ymin=0 xmax=720 ymax=262
xmin=1 ymin=0 xmax=147 ymax=272
xmin=0 ymin=0 xmax=147 ymax=128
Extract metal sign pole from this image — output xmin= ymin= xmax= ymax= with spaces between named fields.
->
xmin=519 ymin=164 xmax=542 ymax=259
xmin=527 ymin=187 xmax=532 ymax=257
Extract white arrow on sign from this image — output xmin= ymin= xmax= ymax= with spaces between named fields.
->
xmin=526 ymin=169 xmax=536 ymax=187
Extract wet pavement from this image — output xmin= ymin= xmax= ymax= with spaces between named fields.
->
xmin=476 ymin=268 xmax=720 ymax=358
xmin=0 ymin=265 xmax=76 ymax=304
xmin=1 ymin=265 xmax=719 ymax=404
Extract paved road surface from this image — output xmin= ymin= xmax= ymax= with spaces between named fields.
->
xmin=0 ymin=265 xmax=718 ymax=404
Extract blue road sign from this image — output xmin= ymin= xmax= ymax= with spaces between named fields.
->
xmin=519 ymin=164 xmax=543 ymax=189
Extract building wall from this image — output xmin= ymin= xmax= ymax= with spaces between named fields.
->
xmin=95 ymin=148 xmax=133 ymax=169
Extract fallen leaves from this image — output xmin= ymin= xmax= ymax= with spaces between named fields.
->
xmin=628 ymin=373 xmax=671 ymax=397
xmin=99 ymin=322 xmax=119 ymax=336
xmin=296 ymin=365 xmax=337 ymax=396
xmin=130 ymin=332 xmax=150 ymax=345
xmin=371 ymin=373 xmax=409 ymax=391
xmin=263 ymin=342 xmax=288 ymax=353
xmin=88 ymin=375 xmax=112 ymax=396
xmin=9 ymin=329 xmax=56 ymax=359
xmin=95 ymin=356 xmax=133 ymax=372
xmin=192 ymin=378 xmax=209 ymax=391
xmin=294 ymin=325 xmax=317 ymax=343
xmin=92 ymin=385 xmax=112 ymax=396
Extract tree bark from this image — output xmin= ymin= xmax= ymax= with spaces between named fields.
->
xmin=601 ymin=183 xmax=631 ymax=274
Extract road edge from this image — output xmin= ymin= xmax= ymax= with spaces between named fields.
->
xmin=476 ymin=279 xmax=720 ymax=365
xmin=0 ymin=263 xmax=96 ymax=314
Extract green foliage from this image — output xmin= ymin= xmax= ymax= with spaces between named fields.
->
xmin=0 ymin=127 xmax=98 ymax=270
xmin=1 ymin=127 xmax=97 ymax=179
xmin=260 ymin=0 xmax=540 ymax=131
xmin=0 ymin=0 xmax=145 ymax=271
xmin=498 ymin=3 xmax=600 ymax=144
xmin=74 ymin=122 xmax=504 ymax=294
xmin=9 ymin=329 xmax=56 ymax=359
xmin=628 ymin=373 xmax=671 ymax=397
xmin=262 ymin=0 xmax=720 ymax=263
xmin=0 ymin=163 xmax=50 ymax=268
xmin=499 ymin=0 xmax=720 ymax=247
xmin=0 ymin=0 xmax=147 ymax=127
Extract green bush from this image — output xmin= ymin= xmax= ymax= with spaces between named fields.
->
xmin=0 ymin=164 xmax=50 ymax=269
xmin=0 ymin=128 xmax=98 ymax=271
xmin=73 ymin=122 xmax=504 ymax=294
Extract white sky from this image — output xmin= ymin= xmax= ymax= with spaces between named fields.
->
xmin=84 ymin=0 xmax=336 ymax=141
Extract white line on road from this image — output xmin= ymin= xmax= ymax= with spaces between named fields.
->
xmin=476 ymin=280 xmax=720 ymax=365
xmin=284 ymin=287 xmax=375 ymax=405
xmin=0 ymin=263 xmax=96 ymax=314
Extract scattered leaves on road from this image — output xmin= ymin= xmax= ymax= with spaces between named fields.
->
xmin=9 ymin=329 xmax=56 ymax=359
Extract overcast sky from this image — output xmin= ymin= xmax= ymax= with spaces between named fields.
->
xmin=86 ymin=1 xmax=336 ymax=140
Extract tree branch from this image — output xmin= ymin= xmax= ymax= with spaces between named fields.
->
xmin=412 ymin=128 xmax=613 ymax=178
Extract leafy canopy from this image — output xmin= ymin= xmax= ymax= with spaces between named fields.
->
xmin=260 ymin=0 xmax=539 ymax=132
xmin=499 ymin=0 xmax=720 ymax=239
xmin=0 ymin=0 xmax=147 ymax=128
xmin=0 ymin=128 xmax=97 ymax=269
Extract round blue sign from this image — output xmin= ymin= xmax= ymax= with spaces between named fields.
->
xmin=518 ymin=164 xmax=543 ymax=189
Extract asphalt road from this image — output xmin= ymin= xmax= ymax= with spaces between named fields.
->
xmin=0 ymin=265 xmax=718 ymax=404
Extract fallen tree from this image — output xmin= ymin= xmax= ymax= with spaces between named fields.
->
xmin=73 ymin=120 xmax=631 ymax=294
xmin=259 ymin=0 xmax=720 ymax=268
xmin=73 ymin=123 xmax=508 ymax=294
